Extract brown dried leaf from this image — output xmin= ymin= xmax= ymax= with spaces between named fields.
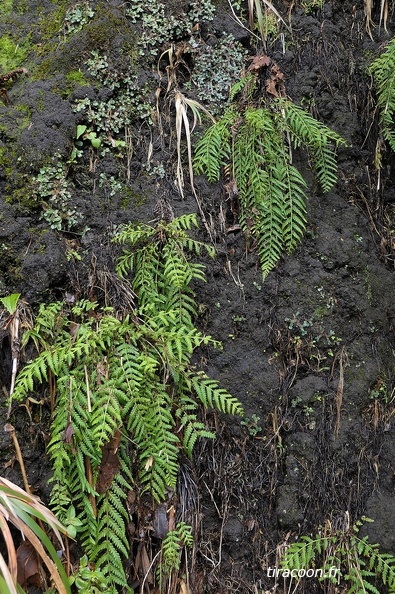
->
xmin=248 ymin=54 xmax=271 ymax=72
xmin=16 ymin=541 xmax=41 ymax=588
xmin=96 ymin=430 xmax=121 ymax=494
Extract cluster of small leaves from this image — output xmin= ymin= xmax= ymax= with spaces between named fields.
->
xmin=69 ymin=555 xmax=108 ymax=594
xmin=369 ymin=37 xmax=395 ymax=154
xmin=280 ymin=521 xmax=395 ymax=593
xmin=62 ymin=1 xmax=95 ymax=37
xmin=124 ymin=0 xmax=216 ymax=57
xmin=194 ymin=77 xmax=345 ymax=279
xmin=73 ymin=51 xmax=153 ymax=156
xmin=33 ymin=153 xmax=82 ymax=231
xmin=186 ymin=34 xmax=248 ymax=112
xmin=12 ymin=214 xmax=243 ymax=591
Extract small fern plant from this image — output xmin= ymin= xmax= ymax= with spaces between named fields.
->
xmin=194 ymin=75 xmax=346 ymax=279
xmin=369 ymin=37 xmax=395 ymax=162
xmin=156 ymin=522 xmax=193 ymax=590
xmin=280 ymin=518 xmax=395 ymax=593
xmin=11 ymin=213 xmax=243 ymax=593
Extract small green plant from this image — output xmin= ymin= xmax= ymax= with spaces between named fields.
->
xmin=125 ymin=0 xmax=215 ymax=58
xmin=194 ymin=74 xmax=345 ymax=279
xmin=187 ymin=34 xmax=247 ymax=112
xmin=241 ymin=414 xmax=262 ymax=436
xmin=301 ymin=0 xmax=324 ymax=14
xmin=33 ymin=154 xmax=82 ymax=231
xmin=157 ymin=522 xmax=193 ymax=588
xmin=12 ymin=213 xmax=243 ymax=592
xmin=69 ymin=555 xmax=108 ymax=594
xmin=72 ymin=50 xmax=153 ymax=164
xmin=279 ymin=518 xmax=395 ymax=593
xmin=62 ymin=1 xmax=95 ymax=37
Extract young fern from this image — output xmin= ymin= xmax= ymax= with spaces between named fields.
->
xmin=12 ymin=214 xmax=243 ymax=591
xmin=194 ymin=79 xmax=345 ymax=279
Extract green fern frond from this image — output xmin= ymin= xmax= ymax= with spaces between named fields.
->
xmin=158 ymin=522 xmax=193 ymax=580
xmin=190 ymin=371 xmax=244 ymax=416
xmin=277 ymin=98 xmax=345 ymax=192
xmin=370 ymin=37 xmax=395 ymax=152
xmin=193 ymin=108 xmax=238 ymax=181
xmin=14 ymin=215 xmax=243 ymax=587
xmin=193 ymin=92 xmax=344 ymax=279
xmin=280 ymin=527 xmax=395 ymax=594
xmin=282 ymin=164 xmax=308 ymax=253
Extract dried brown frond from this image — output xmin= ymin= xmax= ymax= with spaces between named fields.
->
xmin=0 ymin=68 xmax=28 ymax=105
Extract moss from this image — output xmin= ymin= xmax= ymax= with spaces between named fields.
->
xmin=0 ymin=34 xmax=31 ymax=71
xmin=15 ymin=0 xmax=28 ymax=15
xmin=66 ymin=70 xmax=90 ymax=86
xmin=133 ymin=191 xmax=147 ymax=208
xmin=15 ymin=103 xmax=32 ymax=123
xmin=36 ymin=1 xmax=68 ymax=43
xmin=0 ymin=0 xmax=13 ymax=16
xmin=314 ymin=305 xmax=329 ymax=321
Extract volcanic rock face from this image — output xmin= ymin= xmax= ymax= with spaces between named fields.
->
xmin=0 ymin=0 xmax=395 ymax=592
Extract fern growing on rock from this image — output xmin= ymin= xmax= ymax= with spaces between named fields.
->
xmin=279 ymin=518 xmax=395 ymax=593
xmin=369 ymin=36 xmax=395 ymax=154
xmin=11 ymin=214 xmax=242 ymax=592
xmin=194 ymin=74 xmax=345 ymax=279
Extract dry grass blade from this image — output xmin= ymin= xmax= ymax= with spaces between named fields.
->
xmin=0 ymin=477 xmax=70 ymax=594
xmin=248 ymin=0 xmax=290 ymax=40
xmin=174 ymin=91 xmax=215 ymax=239
xmin=0 ymin=514 xmax=17 ymax=582
xmin=365 ymin=0 xmax=373 ymax=38
xmin=9 ymin=513 xmax=68 ymax=594
xmin=174 ymin=91 xmax=214 ymax=199
xmin=0 ymin=554 xmax=19 ymax=594
xmin=379 ymin=0 xmax=388 ymax=33
xmin=333 ymin=347 xmax=348 ymax=436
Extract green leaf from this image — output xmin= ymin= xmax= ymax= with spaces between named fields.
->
xmin=0 ymin=293 xmax=20 ymax=314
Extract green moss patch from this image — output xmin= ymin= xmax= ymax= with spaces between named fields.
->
xmin=0 ymin=34 xmax=31 ymax=71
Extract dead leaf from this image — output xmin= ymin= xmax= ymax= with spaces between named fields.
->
xmin=153 ymin=504 xmax=168 ymax=539
xmin=96 ymin=430 xmax=121 ymax=494
xmin=16 ymin=541 xmax=42 ymax=588
xmin=248 ymin=54 xmax=271 ymax=72
xmin=63 ymin=422 xmax=75 ymax=445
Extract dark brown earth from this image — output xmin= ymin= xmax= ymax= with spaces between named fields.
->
xmin=0 ymin=0 xmax=395 ymax=593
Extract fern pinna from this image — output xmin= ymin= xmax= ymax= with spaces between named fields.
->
xmin=194 ymin=76 xmax=345 ymax=279
xmin=11 ymin=214 xmax=243 ymax=592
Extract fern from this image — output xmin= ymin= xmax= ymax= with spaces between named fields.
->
xmin=194 ymin=79 xmax=345 ymax=279
xmin=13 ymin=214 xmax=243 ymax=590
xmin=279 ymin=521 xmax=395 ymax=593
xmin=157 ymin=522 xmax=193 ymax=587
xmin=370 ymin=37 xmax=395 ymax=153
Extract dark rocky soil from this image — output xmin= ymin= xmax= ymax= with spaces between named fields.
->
xmin=1 ymin=0 xmax=395 ymax=592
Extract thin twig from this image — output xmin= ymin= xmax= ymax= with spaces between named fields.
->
xmin=4 ymin=424 xmax=31 ymax=493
